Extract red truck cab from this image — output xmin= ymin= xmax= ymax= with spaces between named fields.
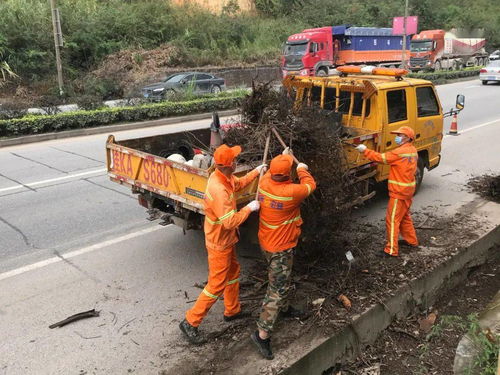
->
xmin=410 ymin=30 xmax=445 ymax=71
xmin=282 ymin=27 xmax=334 ymax=77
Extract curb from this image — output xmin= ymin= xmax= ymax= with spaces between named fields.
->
xmin=0 ymin=109 xmax=240 ymax=148
xmin=282 ymin=209 xmax=500 ymax=375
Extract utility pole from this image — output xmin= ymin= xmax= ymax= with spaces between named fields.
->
xmin=49 ymin=0 xmax=64 ymax=96
xmin=401 ymin=0 xmax=409 ymax=70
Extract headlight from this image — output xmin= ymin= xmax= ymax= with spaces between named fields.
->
xmin=153 ymin=88 xmax=165 ymax=92
xmin=427 ymin=61 xmax=431 ymax=65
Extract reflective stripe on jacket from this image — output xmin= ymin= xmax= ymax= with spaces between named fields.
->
xmin=364 ymin=143 xmax=418 ymax=200
xmin=204 ymin=168 xmax=259 ymax=250
xmin=257 ymin=168 xmax=316 ymax=252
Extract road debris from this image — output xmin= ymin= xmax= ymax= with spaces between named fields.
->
xmin=49 ymin=309 xmax=100 ymax=329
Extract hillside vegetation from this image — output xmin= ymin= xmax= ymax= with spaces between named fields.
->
xmin=0 ymin=0 xmax=498 ymax=95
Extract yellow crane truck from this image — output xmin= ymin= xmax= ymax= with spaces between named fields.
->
xmin=106 ymin=66 xmax=464 ymax=230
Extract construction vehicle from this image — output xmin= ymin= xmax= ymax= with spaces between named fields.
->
xmin=410 ymin=29 xmax=488 ymax=71
xmin=281 ymin=25 xmax=411 ymax=77
xmin=106 ymin=67 xmax=464 ymax=230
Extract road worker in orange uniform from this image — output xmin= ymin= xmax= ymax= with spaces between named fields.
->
xmin=180 ymin=144 xmax=266 ymax=344
xmin=251 ymin=149 xmax=316 ymax=360
xmin=356 ymin=126 xmax=419 ymax=257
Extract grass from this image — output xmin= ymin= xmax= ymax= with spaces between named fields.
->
xmin=417 ymin=314 xmax=499 ymax=375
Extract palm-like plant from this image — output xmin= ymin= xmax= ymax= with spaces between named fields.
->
xmin=0 ymin=60 xmax=18 ymax=87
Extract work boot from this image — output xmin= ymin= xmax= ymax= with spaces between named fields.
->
xmin=251 ymin=331 xmax=274 ymax=360
xmin=398 ymin=240 xmax=419 ymax=248
xmin=279 ymin=306 xmax=309 ymax=320
xmin=179 ymin=319 xmax=206 ymax=345
xmin=223 ymin=311 xmax=251 ymax=322
xmin=376 ymin=251 xmax=397 ymax=258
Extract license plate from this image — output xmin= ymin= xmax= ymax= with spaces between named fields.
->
xmin=487 ymin=76 xmax=496 ymax=80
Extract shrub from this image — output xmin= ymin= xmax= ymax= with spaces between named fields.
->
xmin=0 ymin=98 xmax=30 ymax=119
xmin=0 ymin=94 xmax=244 ymax=137
xmin=408 ymin=68 xmax=481 ymax=83
xmin=74 ymin=95 xmax=104 ymax=111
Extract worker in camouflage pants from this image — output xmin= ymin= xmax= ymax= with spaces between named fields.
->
xmin=257 ymin=248 xmax=294 ymax=333
xmin=251 ymin=151 xmax=316 ymax=360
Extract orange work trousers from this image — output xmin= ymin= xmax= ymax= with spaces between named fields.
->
xmin=185 ymin=245 xmax=241 ymax=327
xmin=385 ymin=198 xmax=418 ymax=256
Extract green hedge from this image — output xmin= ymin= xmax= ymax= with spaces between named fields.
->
xmin=408 ymin=68 xmax=481 ymax=84
xmin=0 ymin=95 xmax=244 ymax=137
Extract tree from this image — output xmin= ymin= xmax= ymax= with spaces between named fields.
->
xmin=0 ymin=61 xmax=18 ymax=87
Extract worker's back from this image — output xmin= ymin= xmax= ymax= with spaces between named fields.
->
xmin=258 ymin=170 xmax=316 ymax=252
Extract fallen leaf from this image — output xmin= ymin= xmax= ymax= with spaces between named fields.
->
xmin=338 ymin=294 xmax=352 ymax=310
xmin=419 ymin=312 xmax=437 ymax=333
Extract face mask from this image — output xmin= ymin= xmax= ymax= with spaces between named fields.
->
xmin=395 ymin=135 xmax=403 ymax=145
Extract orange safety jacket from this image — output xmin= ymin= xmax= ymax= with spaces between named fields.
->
xmin=204 ymin=168 xmax=259 ymax=250
xmin=257 ymin=168 xmax=316 ymax=252
xmin=364 ymin=143 xmax=418 ymax=200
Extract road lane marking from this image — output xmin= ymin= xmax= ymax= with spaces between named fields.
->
xmin=0 ymin=168 xmax=106 ymax=194
xmin=0 ymin=225 xmax=164 ymax=282
xmin=444 ymin=118 xmax=500 ymax=138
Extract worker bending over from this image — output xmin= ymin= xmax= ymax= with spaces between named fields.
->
xmin=251 ymin=149 xmax=316 ymax=359
xmin=180 ymin=144 xmax=265 ymax=344
xmin=356 ymin=126 xmax=419 ymax=257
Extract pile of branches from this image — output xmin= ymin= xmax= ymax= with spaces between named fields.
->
xmin=224 ymin=82 xmax=363 ymax=258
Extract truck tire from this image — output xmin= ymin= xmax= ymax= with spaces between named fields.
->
xmin=478 ymin=57 xmax=484 ymax=66
xmin=316 ymin=68 xmax=328 ymax=77
xmin=434 ymin=61 xmax=442 ymax=71
xmin=415 ymin=156 xmax=425 ymax=194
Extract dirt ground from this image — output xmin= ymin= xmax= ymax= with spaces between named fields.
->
xmin=157 ymin=192 xmax=496 ymax=375
xmin=333 ymin=251 xmax=499 ymax=375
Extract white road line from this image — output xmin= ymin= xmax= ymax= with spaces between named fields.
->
xmin=444 ymin=118 xmax=500 ymax=138
xmin=0 ymin=167 xmax=106 ymax=193
xmin=0 ymin=225 xmax=163 ymax=282
xmin=465 ymin=85 xmax=480 ymax=88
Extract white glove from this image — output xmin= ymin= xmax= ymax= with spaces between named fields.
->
xmin=282 ymin=147 xmax=292 ymax=155
xmin=355 ymin=144 xmax=367 ymax=153
xmin=255 ymin=164 xmax=267 ymax=173
xmin=246 ymin=200 xmax=260 ymax=212
xmin=297 ymin=163 xmax=308 ymax=171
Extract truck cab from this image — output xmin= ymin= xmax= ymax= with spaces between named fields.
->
xmin=410 ymin=30 xmax=445 ymax=71
xmin=282 ymin=27 xmax=333 ymax=77
xmin=284 ymin=67 xmax=446 ymax=190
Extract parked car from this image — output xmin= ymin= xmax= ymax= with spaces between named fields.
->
xmin=479 ymin=60 xmax=500 ymax=85
xmin=141 ymin=72 xmax=225 ymax=100
xmin=489 ymin=50 xmax=500 ymax=61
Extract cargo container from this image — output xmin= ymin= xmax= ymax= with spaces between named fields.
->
xmin=410 ymin=29 xmax=488 ymax=71
xmin=281 ymin=25 xmax=411 ymax=77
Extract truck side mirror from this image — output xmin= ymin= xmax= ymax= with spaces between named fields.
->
xmin=455 ymin=94 xmax=465 ymax=110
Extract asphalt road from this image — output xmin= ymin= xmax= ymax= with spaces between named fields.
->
xmin=1 ymin=78 xmax=499 ymax=374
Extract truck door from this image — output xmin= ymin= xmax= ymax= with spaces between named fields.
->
xmin=379 ymin=88 xmax=411 ymax=180
xmin=413 ymin=85 xmax=443 ymax=168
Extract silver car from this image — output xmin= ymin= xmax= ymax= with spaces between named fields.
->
xmin=489 ymin=50 xmax=500 ymax=61
xmin=480 ymin=61 xmax=500 ymax=85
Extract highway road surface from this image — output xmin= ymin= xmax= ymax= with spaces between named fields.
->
xmin=0 ymin=79 xmax=499 ymax=374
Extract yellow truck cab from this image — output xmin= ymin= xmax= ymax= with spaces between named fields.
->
xmin=284 ymin=66 xmax=445 ymax=192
